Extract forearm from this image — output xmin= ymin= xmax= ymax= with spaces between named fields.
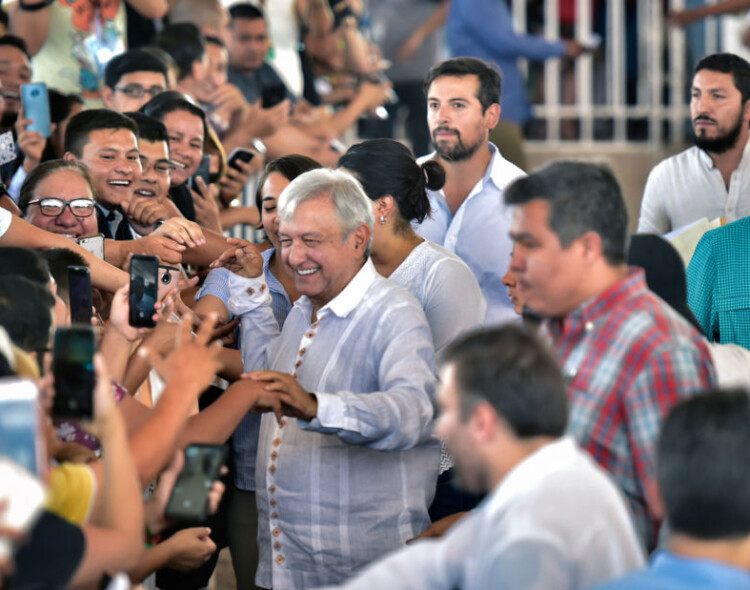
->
xmin=99 ymin=330 xmax=135 ymax=385
xmin=181 ymin=228 xmax=229 ymax=267
xmin=127 ymin=0 xmax=169 ymax=19
xmin=128 ymin=542 xmax=174 ymax=584
xmin=301 ymin=0 xmax=334 ymax=37
xmin=7 ymin=2 xmax=51 ymax=56
xmin=217 ymin=348 xmax=244 ymax=382
xmin=219 ymin=206 xmax=260 ymax=231
xmin=122 ymin=346 xmax=153 ymax=396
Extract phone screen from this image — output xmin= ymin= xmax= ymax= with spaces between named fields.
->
xmin=0 ymin=379 xmax=42 ymax=476
xmin=227 ymin=148 xmax=254 ymax=170
xmin=189 ymin=154 xmax=211 ymax=190
xmin=21 ymin=82 xmax=51 ymax=138
xmin=129 ymin=255 xmax=159 ymax=328
xmin=52 ymin=327 xmax=95 ymax=421
xmin=165 ymin=444 xmax=228 ymax=523
xmin=68 ymin=265 xmax=92 ymax=324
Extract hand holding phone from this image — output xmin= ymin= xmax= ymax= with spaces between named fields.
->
xmin=129 ymin=255 xmax=159 ymax=328
xmin=189 ymin=154 xmax=211 ymax=191
xmin=226 ymin=147 xmax=254 ymax=171
xmin=21 ymin=83 xmax=51 ymax=139
xmin=165 ymin=444 xmax=228 ymax=523
xmin=68 ymin=265 xmax=93 ymax=324
xmin=52 ymin=327 xmax=96 ymax=421
xmin=78 ymin=234 xmax=105 ymax=260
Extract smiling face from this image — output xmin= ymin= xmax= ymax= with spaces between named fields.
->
xmin=279 ymin=195 xmax=369 ymax=312
xmin=133 ymin=139 xmax=171 ymax=204
xmin=691 ymin=69 xmax=750 ymax=154
xmin=103 ymin=70 xmax=168 ymax=113
xmin=260 ymin=171 xmax=290 ymax=250
xmin=73 ymin=127 xmax=141 ymax=208
xmin=23 ymin=168 xmax=98 ymax=240
xmin=427 ymin=75 xmax=497 ymax=162
xmin=195 ymin=42 xmax=229 ymax=104
xmin=162 ymin=109 xmax=205 ymax=186
xmin=0 ymin=44 xmax=32 ymax=119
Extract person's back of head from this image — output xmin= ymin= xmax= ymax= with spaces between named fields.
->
xmin=0 ymin=276 xmax=55 ymax=352
xmin=423 ymin=57 xmax=502 ymax=113
xmin=104 ymin=49 xmax=168 ymax=90
xmin=694 ymin=53 xmax=750 ymax=103
xmin=339 ymin=139 xmax=444 ymax=227
xmin=155 ymin=23 xmax=206 ymax=82
xmin=659 ymin=389 xmax=750 ymax=541
xmin=63 ymin=109 xmax=139 ymax=158
xmin=255 ymin=154 xmax=322 ymax=210
xmin=0 ymin=246 xmax=49 ymax=285
xmin=439 ymin=325 xmax=568 ymax=439
xmin=124 ymin=111 xmax=169 ymax=144
xmin=504 ymin=160 xmax=628 ymax=266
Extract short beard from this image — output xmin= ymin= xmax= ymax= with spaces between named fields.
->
xmin=693 ymin=114 xmax=744 ymax=154
xmin=433 ymin=129 xmax=483 ymax=162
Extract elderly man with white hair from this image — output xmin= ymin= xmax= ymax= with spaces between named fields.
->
xmin=216 ymin=168 xmax=440 ymax=590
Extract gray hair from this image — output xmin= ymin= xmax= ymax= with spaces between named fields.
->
xmin=278 ymin=168 xmax=375 ymax=255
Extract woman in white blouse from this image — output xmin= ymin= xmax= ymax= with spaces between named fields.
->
xmin=339 ymin=138 xmax=487 ymax=354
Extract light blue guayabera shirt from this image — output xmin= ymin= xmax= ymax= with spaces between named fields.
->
xmin=227 ymin=259 xmax=440 ymax=590
xmin=196 ymin=249 xmax=291 ymax=490
xmin=591 ymin=551 xmax=750 ymax=590
xmin=415 ymin=143 xmax=525 ymax=326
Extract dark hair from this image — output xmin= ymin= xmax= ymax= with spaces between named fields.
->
xmin=48 ymin=90 xmax=83 ymax=125
xmin=0 ymin=34 xmax=29 ymax=59
xmin=205 ymin=35 xmax=225 ymax=49
xmin=125 ymin=111 xmax=169 ymax=143
xmin=439 ymin=325 xmax=568 ymax=438
xmin=504 ymin=160 xmax=628 ymax=265
xmin=19 ymin=160 xmax=95 ymax=212
xmin=255 ymin=154 xmax=322 ymax=210
xmin=37 ymin=248 xmax=87 ymax=306
xmin=0 ymin=276 xmax=55 ymax=352
xmin=104 ymin=48 xmax=169 ymax=89
xmin=423 ymin=57 xmax=502 ymax=113
xmin=140 ymin=91 xmax=208 ymax=141
xmin=339 ymin=139 xmax=442 ymax=227
xmin=155 ymin=23 xmax=206 ymax=81
xmin=229 ymin=3 xmax=265 ymax=22
xmin=0 ymin=9 xmax=9 ymax=31
xmin=0 ymin=247 xmax=49 ymax=285
xmin=695 ymin=53 xmax=750 ymax=104
xmin=139 ymin=46 xmax=177 ymax=72
xmin=64 ymin=109 xmax=139 ymax=157
xmin=659 ymin=389 xmax=750 ymax=539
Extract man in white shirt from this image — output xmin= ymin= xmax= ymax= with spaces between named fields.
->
xmin=325 ymin=326 xmax=644 ymax=590
xmin=413 ymin=57 xmax=525 ymax=325
xmin=219 ymin=168 xmax=439 ymax=589
xmin=638 ymin=52 xmax=750 ymax=233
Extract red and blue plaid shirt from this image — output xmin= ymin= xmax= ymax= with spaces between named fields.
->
xmin=542 ymin=269 xmax=716 ymax=551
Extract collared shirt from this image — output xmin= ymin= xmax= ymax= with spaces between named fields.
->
xmin=197 ymin=250 xmax=292 ymax=490
xmin=591 ymin=551 xmax=750 ymax=590
xmin=414 ymin=143 xmax=525 ymax=326
xmin=638 ymin=141 xmax=750 ymax=234
xmin=446 ymin=0 xmax=566 ymax=125
xmin=325 ymin=437 xmax=644 ymax=590
xmin=687 ymin=217 xmax=750 ymax=349
xmin=227 ymin=259 xmax=440 ymax=589
xmin=542 ymin=269 xmax=716 ymax=551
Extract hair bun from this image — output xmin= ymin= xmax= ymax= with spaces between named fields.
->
xmin=421 ymin=159 xmax=446 ymax=192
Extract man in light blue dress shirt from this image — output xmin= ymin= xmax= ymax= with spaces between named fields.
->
xmin=220 ymin=168 xmax=440 ymax=589
xmin=592 ymin=389 xmax=750 ymax=590
xmin=414 ymin=57 xmax=526 ymax=325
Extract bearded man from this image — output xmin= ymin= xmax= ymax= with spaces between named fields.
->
xmin=638 ymin=53 xmax=750 ymax=234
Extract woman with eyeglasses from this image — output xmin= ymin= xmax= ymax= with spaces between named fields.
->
xmin=18 ymin=159 xmax=98 ymax=241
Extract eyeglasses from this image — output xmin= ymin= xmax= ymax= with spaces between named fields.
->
xmin=139 ymin=155 xmax=176 ymax=177
xmin=114 ymin=84 xmax=165 ymax=99
xmin=26 ymin=197 xmax=96 ymax=217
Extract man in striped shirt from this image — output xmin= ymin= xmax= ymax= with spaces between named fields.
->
xmin=505 ymin=160 xmax=716 ymax=551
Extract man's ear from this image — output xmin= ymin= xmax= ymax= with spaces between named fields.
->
xmin=101 ymin=85 xmax=114 ymax=109
xmin=578 ymin=230 xmax=605 ymax=265
xmin=471 ymin=401 xmax=501 ymax=444
xmin=63 ymin=152 xmax=77 ymax=162
xmin=485 ymin=103 xmax=501 ymax=130
xmin=351 ymin=223 xmax=371 ymax=253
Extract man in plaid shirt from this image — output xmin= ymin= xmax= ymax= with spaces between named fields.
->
xmin=505 ymin=161 xmax=716 ymax=551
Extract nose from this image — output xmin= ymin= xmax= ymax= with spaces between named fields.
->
xmin=55 ymin=205 xmax=78 ymax=227
xmin=502 ymin=268 xmax=516 ymax=288
xmin=285 ymin=239 xmax=306 ymax=267
xmin=509 ymin=245 xmax=525 ymax=272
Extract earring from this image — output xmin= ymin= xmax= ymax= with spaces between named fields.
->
xmin=379 ymin=215 xmax=387 ymax=225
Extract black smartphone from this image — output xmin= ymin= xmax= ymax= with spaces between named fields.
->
xmin=129 ymin=255 xmax=159 ymax=328
xmin=52 ymin=326 xmax=96 ymax=421
xmin=68 ymin=265 xmax=92 ymax=324
xmin=261 ymin=83 xmax=288 ymax=109
xmin=189 ymin=154 xmax=211 ymax=190
xmin=226 ymin=147 xmax=254 ymax=171
xmin=21 ymin=82 xmax=51 ymax=138
xmin=165 ymin=444 xmax=228 ymax=523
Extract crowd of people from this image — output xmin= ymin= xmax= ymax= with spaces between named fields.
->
xmin=0 ymin=0 xmax=749 ymax=589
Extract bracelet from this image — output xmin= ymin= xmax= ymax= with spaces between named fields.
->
xmin=18 ymin=0 xmax=55 ymax=11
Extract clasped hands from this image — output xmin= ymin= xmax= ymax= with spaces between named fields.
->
xmin=239 ymin=371 xmax=318 ymax=425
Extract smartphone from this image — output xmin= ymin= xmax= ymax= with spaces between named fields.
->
xmin=68 ymin=265 xmax=92 ymax=324
xmin=0 ymin=458 xmax=46 ymax=563
xmin=0 ymin=379 xmax=44 ymax=476
xmin=157 ymin=264 xmax=181 ymax=303
xmin=129 ymin=255 xmax=159 ymax=328
xmin=165 ymin=444 xmax=228 ymax=523
xmin=78 ymin=234 xmax=105 ymax=260
xmin=52 ymin=326 xmax=96 ymax=421
xmin=189 ymin=154 xmax=211 ymax=190
xmin=21 ymin=82 xmax=51 ymax=138
xmin=227 ymin=147 xmax=254 ymax=171
xmin=261 ymin=83 xmax=288 ymax=109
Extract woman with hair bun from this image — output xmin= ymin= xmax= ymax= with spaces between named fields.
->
xmin=339 ymin=138 xmax=486 ymax=354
